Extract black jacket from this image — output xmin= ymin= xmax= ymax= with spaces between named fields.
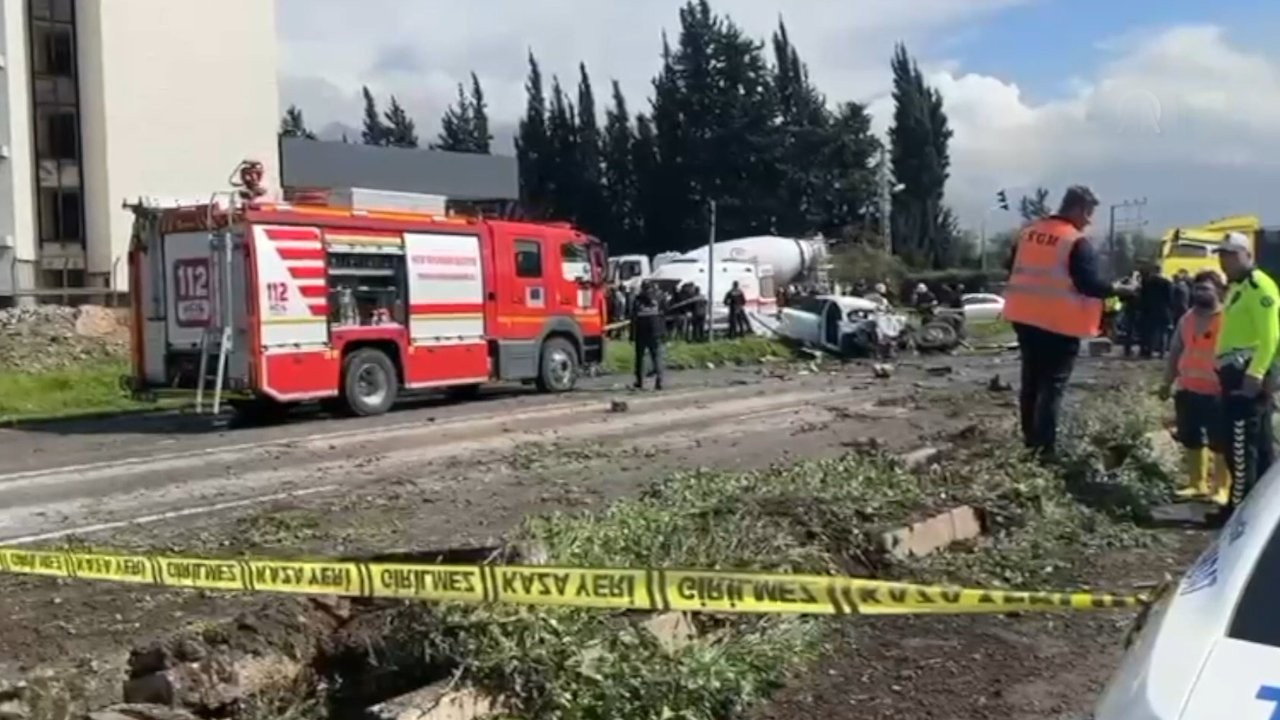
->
xmin=630 ymin=292 xmax=665 ymax=341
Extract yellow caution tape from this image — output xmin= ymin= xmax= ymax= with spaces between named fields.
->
xmin=0 ymin=547 xmax=1145 ymax=615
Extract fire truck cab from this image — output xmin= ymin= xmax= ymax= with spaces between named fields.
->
xmin=125 ymin=182 xmax=608 ymax=417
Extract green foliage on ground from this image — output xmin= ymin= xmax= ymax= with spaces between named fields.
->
xmin=373 ymin=389 xmax=1174 ymax=720
xmin=602 ymin=336 xmax=792 ymax=375
xmin=0 ymin=359 xmax=155 ymax=423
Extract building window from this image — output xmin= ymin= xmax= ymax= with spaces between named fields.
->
xmin=27 ymin=0 xmax=86 ymax=271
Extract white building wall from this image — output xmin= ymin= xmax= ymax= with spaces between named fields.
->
xmin=0 ymin=0 xmax=37 ymax=296
xmin=77 ymin=0 xmax=280 ymax=291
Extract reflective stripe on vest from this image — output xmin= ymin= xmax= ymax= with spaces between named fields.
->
xmin=1178 ymin=311 xmax=1222 ymax=396
xmin=1001 ymin=218 xmax=1103 ymax=338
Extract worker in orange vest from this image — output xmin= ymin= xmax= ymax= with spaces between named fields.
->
xmin=1158 ymin=270 xmax=1231 ymax=504
xmin=1002 ymin=186 xmax=1117 ymax=457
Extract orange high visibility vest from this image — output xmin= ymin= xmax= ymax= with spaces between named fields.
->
xmin=1002 ymin=217 xmax=1103 ymax=338
xmin=1177 ymin=310 xmax=1222 ymax=396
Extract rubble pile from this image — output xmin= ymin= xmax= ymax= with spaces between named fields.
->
xmin=0 ymin=304 xmax=130 ymax=373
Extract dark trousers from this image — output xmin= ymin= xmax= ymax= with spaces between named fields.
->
xmin=1218 ymin=365 xmax=1275 ymax=511
xmin=1174 ymin=390 xmax=1223 ymax=451
xmin=690 ymin=315 xmax=706 ymax=343
xmin=634 ymin=337 xmax=664 ymax=389
xmin=1139 ymin=318 xmax=1169 ymax=359
xmin=1014 ymin=324 xmax=1080 ymax=456
xmin=727 ymin=308 xmax=748 ymax=338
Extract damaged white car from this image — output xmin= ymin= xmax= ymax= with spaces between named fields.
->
xmin=776 ymin=295 xmax=910 ymax=357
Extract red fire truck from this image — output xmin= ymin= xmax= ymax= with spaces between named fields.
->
xmin=125 ymin=172 xmax=608 ymax=418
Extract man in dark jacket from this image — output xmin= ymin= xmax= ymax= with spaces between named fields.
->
xmin=630 ymin=281 xmax=665 ymax=391
xmin=1138 ymin=264 xmax=1174 ymax=359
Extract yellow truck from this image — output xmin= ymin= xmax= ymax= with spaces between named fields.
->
xmin=1159 ymin=215 xmax=1262 ymax=279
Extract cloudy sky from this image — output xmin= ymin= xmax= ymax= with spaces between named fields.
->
xmin=276 ymin=0 xmax=1280 ymax=234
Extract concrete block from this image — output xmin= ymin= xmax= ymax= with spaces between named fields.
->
xmin=880 ymin=505 xmax=985 ymax=559
xmin=1086 ymin=338 xmax=1112 ymax=357
xmin=641 ymin=612 xmax=697 ymax=654
xmin=368 ymin=682 xmax=504 ymax=720
xmin=900 ymin=446 xmax=941 ymax=470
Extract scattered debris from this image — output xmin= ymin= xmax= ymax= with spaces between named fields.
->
xmin=872 ymin=363 xmax=894 ymax=379
xmin=926 ymin=365 xmax=953 ymax=377
xmin=988 ymin=375 xmax=1013 ymax=392
xmin=0 ymin=305 xmax=129 ymax=372
xmin=609 ymin=400 xmax=630 ymax=413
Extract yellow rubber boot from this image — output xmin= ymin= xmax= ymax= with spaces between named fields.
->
xmin=1211 ymin=453 xmax=1232 ymax=506
xmin=1176 ymin=447 xmax=1211 ymax=499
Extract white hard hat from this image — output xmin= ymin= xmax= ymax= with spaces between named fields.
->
xmin=1216 ymin=232 xmax=1251 ymax=255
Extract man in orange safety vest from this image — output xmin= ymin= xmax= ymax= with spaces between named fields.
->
xmin=1003 ymin=185 xmax=1118 ymax=457
xmin=1159 ymin=270 xmax=1230 ymax=505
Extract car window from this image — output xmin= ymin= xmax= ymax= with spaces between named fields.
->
xmin=795 ymin=297 xmax=824 ymax=315
xmin=962 ymin=296 xmax=982 ymax=306
xmin=1228 ymin=517 xmax=1280 ymax=647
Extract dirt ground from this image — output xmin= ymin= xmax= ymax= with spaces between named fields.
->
xmin=753 ymin=531 xmax=1206 ymax=720
xmin=0 ymin=353 xmax=1196 ymax=718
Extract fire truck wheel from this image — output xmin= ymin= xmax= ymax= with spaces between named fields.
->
xmin=536 ymin=337 xmax=579 ymax=393
xmin=342 ymin=348 xmax=399 ymax=416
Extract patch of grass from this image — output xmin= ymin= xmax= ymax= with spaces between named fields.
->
xmin=967 ymin=318 xmax=1014 ymax=342
xmin=602 ymin=336 xmax=792 ymax=375
xmin=399 ymin=389 xmax=1174 ymax=719
xmin=0 ymin=359 xmax=161 ymax=423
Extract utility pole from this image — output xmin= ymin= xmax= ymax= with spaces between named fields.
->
xmin=878 ymin=146 xmax=892 ymax=253
xmin=1107 ymin=197 xmax=1148 ymax=274
xmin=707 ymin=200 xmax=716 ymax=341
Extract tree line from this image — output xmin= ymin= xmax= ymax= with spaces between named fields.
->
xmin=280 ymin=0 xmax=960 ymax=268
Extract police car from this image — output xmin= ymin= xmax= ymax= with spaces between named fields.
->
xmin=1093 ymin=466 xmax=1280 ymax=719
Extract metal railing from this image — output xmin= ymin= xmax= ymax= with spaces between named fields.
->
xmin=0 ymin=253 xmax=128 ymax=306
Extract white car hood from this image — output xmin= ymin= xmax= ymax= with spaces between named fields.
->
xmin=1179 ymin=637 xmax=1280 ymax=719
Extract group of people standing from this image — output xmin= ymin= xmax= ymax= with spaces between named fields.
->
xmin=610 ymin=280 xmax=754 ymax=391
xmin=1112 ymin=266 xmax=1203 ymax=360
xmin=1005 ymin=185 xmax=1278 ymax=523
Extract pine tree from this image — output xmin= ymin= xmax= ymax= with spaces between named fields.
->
xmin=601 ymin=80 xmax=638 ymax=252
xmin=574 ymin=63 xmax=606 ymax=237
xmin=815 ymin=101 xmax=881 ymax=235
xmin=889 ymin=44 xmax=954 ymax=268
xmin=468 ymin=73 xmax=492 ymax=153
xmin=771 ymin=19 xmax=832 ymax=234
xmin=360 ymin=86 xmax=389 ymax=146
xmin=434 ymin=83 xmax=476 ymax=152
xmin=546 ymin=76 xmax=580 ymax=222
xmin=1019 ymin=186 xmax=1051 ymax=222
xmin=631 ymin=113 xmax=660 ymax=253
xmin=279 ymin=105 xmax=317 ymax=140
xmin=383 ymin=96 xmax=419 ymax=148
xmin=516 ymin=52 xmax=553 ymax=218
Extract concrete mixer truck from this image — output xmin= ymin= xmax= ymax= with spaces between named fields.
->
xmin=608 ymin=236 xmax=830 ymax=332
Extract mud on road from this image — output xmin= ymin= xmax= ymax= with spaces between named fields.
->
xmin=0 ymin=353 xmax=1198 ymax=719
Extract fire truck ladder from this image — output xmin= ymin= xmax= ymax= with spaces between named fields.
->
xmin=195 ymin=199 xmax=237 ymax=414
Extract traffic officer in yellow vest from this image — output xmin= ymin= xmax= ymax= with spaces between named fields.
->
xmin=1214 ymin=232 xmax=1280 ymax=515
xmin=1159 ymin=270 xmax=1230 ymax=505
xmin=1003 ymin=186 xmax=1116 ymax=458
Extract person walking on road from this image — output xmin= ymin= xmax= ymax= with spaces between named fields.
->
xmin=1213 ymin=232 xmax=1279 ymax=515
xmin=1002 ymin=185 xmax=1116 ymax=459
xmin=630 ymin=281 xmax=666 ymax=391
xmin=1159 ymin=270 xmax=1230 ymax=505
